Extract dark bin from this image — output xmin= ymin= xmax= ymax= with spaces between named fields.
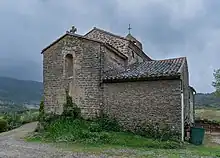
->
xmin=190 ymin=127 xmax=205 ymax=145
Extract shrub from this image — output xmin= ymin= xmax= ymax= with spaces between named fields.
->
xmin=20 ymin=111 xmax=39 ymax=124
xmin=0 ymin=119 xmax=8 ymax=132
xmin=38 ymin=99 xmax=45 ymax=121
xmin=3 ymin=113 xmax=22 ymax=130
xmin=36 ymin=92 xmax=82 ymax=132
xmin=135 ymin=121 xmax=180 ymax=141
xmin=88 ymin=122 xmax=102 ymax=132
xmin=62 ymin=91 xmax=81 ymax=119
xmin=92 ymin=114 xmax=121 ymax=132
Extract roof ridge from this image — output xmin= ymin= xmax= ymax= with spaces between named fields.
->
xmin=85 ymin=27 xmax=129 ymax=41
xmin=154 ymin=56 xmax=186 ymax=62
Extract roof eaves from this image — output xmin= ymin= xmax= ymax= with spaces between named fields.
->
xmin=189 ymin=86 xmax=197 ymax=93
xmin=103 ymin=74 xmax=181 ymax=83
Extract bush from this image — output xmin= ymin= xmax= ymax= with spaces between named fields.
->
xmin=91 ymin=114 xmax=121 ymax=132
xmin=135 ymin=121 xmax=180 ymax=141
xmin=20 ymin=111 xmax=39 ymax=124
xmin=88 ymin=122 xmax=102 ymax=132
xmin=38 ymin=99 xmax=45 ymax=121
xmin=0 ymin=119 xmax=8 ymax=132
xmin=3 ymin=113 xmax=22 ymax=130
xmin=1 ymin=110 xmax=39 ymax=132
xmin=62 ymin=91 xmax=81 ymax=119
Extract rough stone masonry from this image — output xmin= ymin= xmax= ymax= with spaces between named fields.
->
xmin=41 ymin=26 xmax=196 ymax=133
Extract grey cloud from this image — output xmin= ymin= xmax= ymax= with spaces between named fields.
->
xmin=0 ymin=0 xmax=219 ymax=92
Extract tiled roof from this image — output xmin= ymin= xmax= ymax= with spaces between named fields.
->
xmin=41 ymin=32 xmax=120 ymax=54
xmin=103 ymin=57 xmax=186 ymax=82
xmin=85 ymin=27 xmax=152 ymax=61
xmin=84 ymin=27 xmax=129 ymax=41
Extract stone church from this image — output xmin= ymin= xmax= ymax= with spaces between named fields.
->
xmin=41 ymin=26 xmax=196 ymax=140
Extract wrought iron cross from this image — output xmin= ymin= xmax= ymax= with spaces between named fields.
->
xmin=70 ymin=26 xmax=77 ymax=34
xmin=128 ymin=24 xmax=132 ymax=34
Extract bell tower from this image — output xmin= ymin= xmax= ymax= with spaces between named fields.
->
xmin=125 ymin=24 xmax=143 ymax=50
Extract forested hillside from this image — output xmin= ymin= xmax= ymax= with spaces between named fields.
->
xmin=0 ymin=76 xmax=219 ymax=109
xmin=195 ymin=93 xmax=220 ymax=108
xmin=0 ymin=76 xmax=43 ymax=106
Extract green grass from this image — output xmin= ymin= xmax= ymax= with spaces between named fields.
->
xmin=195 ymin=108 xmax=220 ymax=122
xmin=26 ymin=117 xmax=181 ymax=149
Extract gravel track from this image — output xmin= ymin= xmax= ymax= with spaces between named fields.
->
xmin=1 ymin=122 xmax=219 ymax=158
xmin=0 ymin=122 xmax=104 ymax=158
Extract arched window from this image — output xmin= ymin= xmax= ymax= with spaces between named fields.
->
xmin=132 ymin=51 xmax=135 ymax=58
xmin=65 ymin=54 xmax=73 ymax=77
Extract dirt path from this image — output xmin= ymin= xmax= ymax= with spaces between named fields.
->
xmin=0 ymin=122 xmax=100 ymax=158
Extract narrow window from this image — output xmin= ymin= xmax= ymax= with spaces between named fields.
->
xmin=132 ymin=51 xmax=135 ymax=58
xmin=65 ymin=54 xmax=73 ymax=77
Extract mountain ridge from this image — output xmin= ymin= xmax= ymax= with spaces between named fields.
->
xmin=0 ymin=76 xmax=219 ymax=108
xmin=0 ymin=76 xmax=43 ymax=106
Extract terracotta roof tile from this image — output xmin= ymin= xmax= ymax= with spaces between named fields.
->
xmin=103 ymin=57 xmax=186 ymax=81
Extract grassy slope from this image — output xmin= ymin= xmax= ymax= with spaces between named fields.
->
xmin=195 ymin=108 xmax=220 ymax=122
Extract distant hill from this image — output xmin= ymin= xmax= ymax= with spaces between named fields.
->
xmin=0 ymin=76 xmax=219 ymax=109
xmin=195 ymin=92 xmax=220 ymax=108
xmin=0 ymin=76 xmax=43 ymax=106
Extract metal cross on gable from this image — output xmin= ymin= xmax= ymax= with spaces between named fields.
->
xmin=70 ymin=26 xmax=77 ymax=34
xmin=128 ymin=24 xmax=132 ymax=34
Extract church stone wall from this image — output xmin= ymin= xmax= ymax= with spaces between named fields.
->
xmin=103 ymin=47 xmax=127 ymax=72
xmin=43 ymin=35 xmax=103 ymax=117
xmin=103 ymin=80 xmax=182 ymax=133
xmin=43 ymin=38 xmax=66 ymax=114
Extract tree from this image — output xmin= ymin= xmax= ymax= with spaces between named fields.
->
xmin=212 ymin=69 xmax=220 ymax=96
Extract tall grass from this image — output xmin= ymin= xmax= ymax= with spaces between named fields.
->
xmin=29 ymin=116 xmax=182 ymax=149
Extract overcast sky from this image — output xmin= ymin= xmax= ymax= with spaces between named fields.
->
xmin=0 ymin=0 xmax=219 ymax=93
